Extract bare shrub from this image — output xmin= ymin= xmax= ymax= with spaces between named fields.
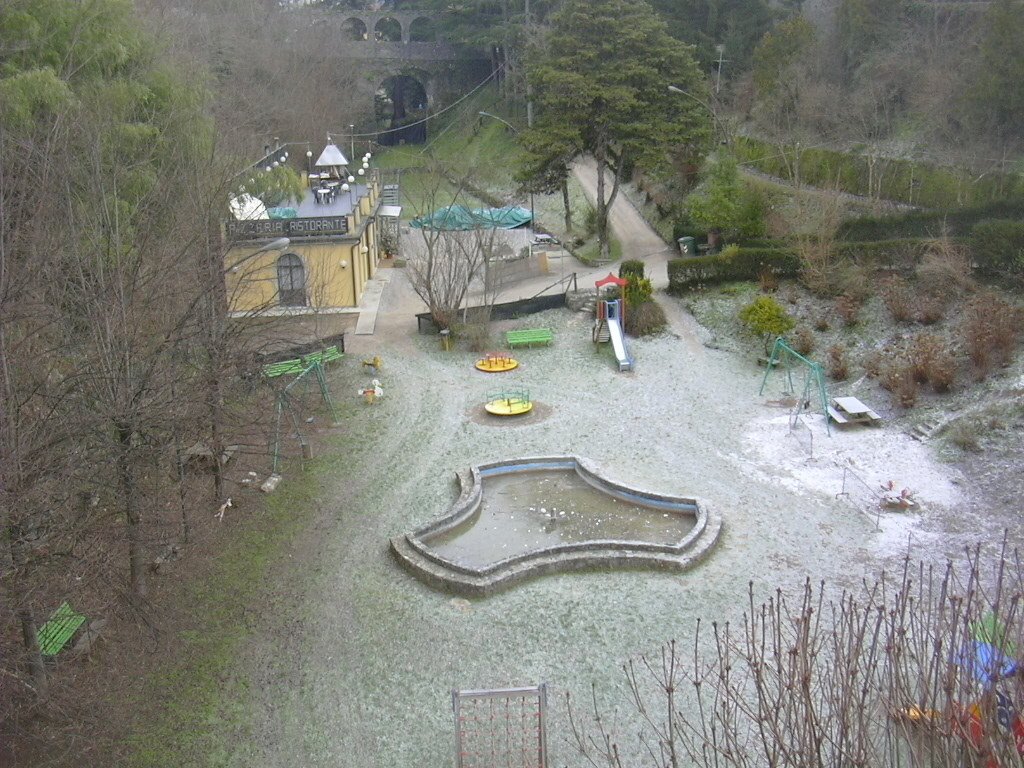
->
xmin=962 ymin=291 xmax=1024 ymax=377
xmin=915 ymin=295 xmax=946 ymax=325
xmin=834 ymin=263 xmax=873 ymax=305
xmin=948 ymin=420 xmax=981 ymax=451
xmin=835 ymin=294 xmax=860 ymax=326
xmin=625 ymin=300 xmax=668 ymax=337
xmin=796 ymin=194 xmax=842 ymax=296
xmin=862 ymin=349 xmax=883 ymax=378
xmin=790 ymin=325 xmax=816 ymax=356
xmin=782 ymin=285 xmax=800 ymax=305
xmin=908 ymin=333 xmax=942 ymax=383
xmin=568 ymin=552 xmax=1024 ymax=768
xmin=813 ymin=315 xmax=830 ymax=332
xmin=917 ymin=234 xmax=974 ymax=299
xmin=826 ymin=344 xmax=849 ymax=380
xmin=881 ymin=276 xmax=914 ymax=322
xmin=883 ymin=362 xmax=919 ymax=407
xmin=758 ymin=268 xmax=779 ymax=293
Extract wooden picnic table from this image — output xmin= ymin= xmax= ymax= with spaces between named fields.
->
xmin=828 ymin=396 xmax=882 ymax=425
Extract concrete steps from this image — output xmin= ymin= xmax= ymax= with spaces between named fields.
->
xmin=909 ymin=419 xmax=943 ymax=442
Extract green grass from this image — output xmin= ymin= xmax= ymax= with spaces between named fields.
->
xmin=577 ymin=235 xmax=623 ymax=266
xmin=124 ymin=460 xmax=328 ymax=767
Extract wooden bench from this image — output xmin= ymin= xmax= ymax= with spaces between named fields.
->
xmin=37 ymin=602 xmax=86 ymax=657
xmin=263 ymin=358 xmax=305 ymax=378
xmin=506 ymin=328 xmax=554 ymax=349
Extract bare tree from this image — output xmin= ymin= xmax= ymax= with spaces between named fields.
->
xmin=406 ymin=167 xmax=491 ymax=330
xmin=569 ymin=547 xmax=1024 ymax=768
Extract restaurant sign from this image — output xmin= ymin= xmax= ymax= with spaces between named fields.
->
xmin=227 ymin=216 xmax=349 ymax=240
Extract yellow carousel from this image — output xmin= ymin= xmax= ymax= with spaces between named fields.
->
xmin=475 ymin=352 xmax=519 ymax=373
xmin=484 ymin=389 xmax=533 ymax=416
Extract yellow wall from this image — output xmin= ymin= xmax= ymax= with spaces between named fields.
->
xmin=225 ymin=172 xmax=382 ymax=314
xmin=226 ymin=240 xmax=362 ymax=312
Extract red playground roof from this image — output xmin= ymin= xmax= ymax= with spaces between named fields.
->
xmin=595 ymin=273 xmax=627 ymax=289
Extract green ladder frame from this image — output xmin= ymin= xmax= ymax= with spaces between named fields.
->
xmin=759 ymin=337 xmax=831 ymax=436
xmin=271 ymin=360 xmax=340 ymax=474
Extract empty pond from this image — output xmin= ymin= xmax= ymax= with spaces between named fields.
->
xmin=425 ymin=470 xmax=696 ymax=569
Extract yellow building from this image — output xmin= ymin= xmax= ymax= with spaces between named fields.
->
xmin=225 ymin=145 xmax=383 ymax=315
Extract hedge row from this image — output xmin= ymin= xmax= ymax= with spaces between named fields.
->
xmin=667 ymin=238 xmax=953 ymax=293
xmin=668 ymin=247 xmax=800 ymax=294
xmin=837 ymin=199 xmax=1024 ymax=241
xmin=734 ymin=136 xmax=1024 ymax=209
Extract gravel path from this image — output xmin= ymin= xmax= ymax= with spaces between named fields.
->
xmin=218 ymin=162 xmax=980 ymax=768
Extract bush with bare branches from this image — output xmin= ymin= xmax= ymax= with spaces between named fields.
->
xmin=827 ymin=344 xmax=849 ymax=380
xmin=568 ymin=550 xmax=1024 ymax=768
xmin=962 ymin=291 xmax=1023 ymax=378
xmin=882 ymin=276 xmax=915 ymax=322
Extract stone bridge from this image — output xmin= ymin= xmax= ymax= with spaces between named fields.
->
xmin=323 ymin=10 xmax=492 ymax=132
xmin=335 ymin=10 xmax=442 ymax=44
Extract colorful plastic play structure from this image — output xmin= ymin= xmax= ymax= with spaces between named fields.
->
xmin=483 ymin=389 xmax=533 ymax=416
xmin=894 ymin=615 xmax=1024 ymax=768
xmin=475 ymin=352 xmax=519 ymax=373
xmin=592 ymin=274 xmax=633 ymax=372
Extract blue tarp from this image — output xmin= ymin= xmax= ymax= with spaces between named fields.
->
xmin=410 ymin=205 xmax=532 ymax=231
xmin=955 ymin=640 xmax=1019 ymax=686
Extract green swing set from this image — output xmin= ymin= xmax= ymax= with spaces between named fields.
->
xmin=759 ymin=337 xmax=831 ymax=436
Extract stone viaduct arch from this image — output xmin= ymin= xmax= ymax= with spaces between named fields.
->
xmin=331 ymin=10 xmax=492 ymax=144
xmin=339 ymin=11 xmax=437 ymax=44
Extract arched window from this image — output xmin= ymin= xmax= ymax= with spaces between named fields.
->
xmin=277 ymin=254 xmax=306 ymax=306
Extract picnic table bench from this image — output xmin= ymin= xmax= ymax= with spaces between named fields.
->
xmin=37 ymin=602 xmax=86 ymax=657
xmin=506 ymin=328 xmax=554 ymax=349
xmin=828 ymin=396 xmax=882 ymax=426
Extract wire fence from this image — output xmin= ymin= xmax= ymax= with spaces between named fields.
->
xmin=836 ymin=465 xmax=883 ymax=530
xmin=787 ymin=413 xmax=814 ymax=457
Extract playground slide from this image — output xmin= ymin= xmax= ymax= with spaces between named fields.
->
xmin=607 ymin=317 xmax=634 ymax=372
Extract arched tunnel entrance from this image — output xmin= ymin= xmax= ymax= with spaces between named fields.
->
xmin=376 ymin=74 xmax=428 ymax=145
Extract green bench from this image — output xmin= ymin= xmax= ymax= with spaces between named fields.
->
xmin=302 ymin=345 xmax=344 ymax=368
xmin=37 ymin=602 xmax=87 ymax=657
xmin=506 ymin=328 xmax=554 ymax=349
xmin=263 ymin=358 xmax=304 ymax=378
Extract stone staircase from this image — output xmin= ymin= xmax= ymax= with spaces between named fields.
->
xmin=909 ymin=418 xmax=944 ymax=442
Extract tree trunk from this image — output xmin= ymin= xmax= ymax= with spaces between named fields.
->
xmin=18 ymin=609 xmax=47 ymax=696
xmin=596 ymin=153 xmax=609 ymax=261
xmin=117 ymin=423 xmax=147 ymax=599
xmin=204 ymin=230 xmax=228 ymax=506
xmin=562 ymin=176 xmax=572 ymax=232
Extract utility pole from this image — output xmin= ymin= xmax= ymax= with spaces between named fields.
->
xmin=349 ymin=124 xmax=355 ymax=163
xmin=525 ymin=0 xmax=534 ymax=128
xmin=714 ymin=44 xmax=728 ymax=95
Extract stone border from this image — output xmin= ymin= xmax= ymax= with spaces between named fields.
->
xmin=389 ymin=456 xmax=722 ymax=597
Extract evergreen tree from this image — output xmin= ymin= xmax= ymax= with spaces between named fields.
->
xmin=525 ymin=0 xmax=709 ymax=260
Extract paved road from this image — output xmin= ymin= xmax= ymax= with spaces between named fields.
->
xmin=570 ymin=156 xmax=676 ymax=288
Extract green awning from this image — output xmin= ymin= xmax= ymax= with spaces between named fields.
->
xmin=410 ymin=205 xmax=532 ymax=231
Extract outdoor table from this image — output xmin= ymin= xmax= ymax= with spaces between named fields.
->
xmin=829 ymin=396 xmax=882 ymax=425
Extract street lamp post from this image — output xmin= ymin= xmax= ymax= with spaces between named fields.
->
xmin=477 ymin=112 xmax=535 ymax=231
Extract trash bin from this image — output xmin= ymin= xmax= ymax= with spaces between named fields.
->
xmin=677 ymin=236 xmax=696 ymax=256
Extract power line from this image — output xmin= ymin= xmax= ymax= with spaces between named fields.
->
xmin=328 ymin=66 xmax=504 ymax=142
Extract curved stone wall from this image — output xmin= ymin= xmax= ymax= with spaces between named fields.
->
xmin=390 ymin=456 xmax=722 ymax=596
